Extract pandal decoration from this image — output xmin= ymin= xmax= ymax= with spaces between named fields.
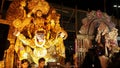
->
xmin=9 ymin=0 xmax=68 ymax=66
xmin=77 ymin=10 xmax=120 ymax=68
xmin=79 ymin=10 xmax=119 ymax=54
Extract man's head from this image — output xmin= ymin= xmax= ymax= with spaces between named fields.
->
xmin=21 ymin=59 xmax=30 ymax=68
xmin=38 ymin=58 xmax=45 ymax=68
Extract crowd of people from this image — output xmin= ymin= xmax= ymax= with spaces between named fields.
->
xmin=19 ymin=57 xmax=74 ymax=68
xmin=20 ymin=57 xmax=46 ymax=68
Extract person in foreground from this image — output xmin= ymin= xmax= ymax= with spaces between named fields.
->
xmin=21 ymin=59 xmax=30 ymax=68
xmin=38 ymin=58 xmax=46 ymax=68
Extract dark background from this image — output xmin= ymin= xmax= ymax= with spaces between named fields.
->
xmin=46 ymin=0 xmax=113 ymax=16
xmin=0 ymin=0 xmax=119 ymax=18
xmin=46 ymin=0 xmax=120 ymax=19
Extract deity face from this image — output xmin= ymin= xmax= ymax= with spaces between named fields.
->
xmin=20 ymin=1 xmax=26 ymax=7
xmin=36 ymin=31 xmax=45 ymax=40
xmin=59 ymin=32 xmax=65 ymax=38
xmin=57 ymin=31 xmax=67 ymax=40
xmin=36 ymin=10 xmax=42 ymax=17
xmin=87 ymin=11 xmax=96 ymax=20
xmin=34 ymin=29 xmax=46 ymax=47
xmin=51 ymin=9 xmax=56 ymax=14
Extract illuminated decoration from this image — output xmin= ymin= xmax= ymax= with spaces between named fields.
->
xmin=9 ymin=0 xmax=68 ymax=66
xmin=75 ymin=10 xmax=120 ymax=68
